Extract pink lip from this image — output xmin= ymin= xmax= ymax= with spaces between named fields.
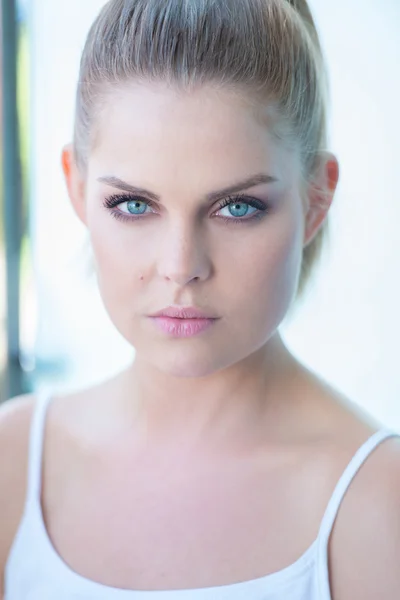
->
xmin=150 ymin=306 xmax=216 ymax=319
xmin=149 ymin=306 xmax=218 ymax=338
xmin=150 ymin=316 xmax=216 ymax=338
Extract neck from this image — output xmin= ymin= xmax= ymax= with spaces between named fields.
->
xmin=111 ymin=332 xmax=301 ymax=453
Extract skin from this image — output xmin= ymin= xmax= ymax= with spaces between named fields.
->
xmin=62 ymin=80 xmax=339 ymax=447
xmin=1 ymin=81 xmax=400 ymax=599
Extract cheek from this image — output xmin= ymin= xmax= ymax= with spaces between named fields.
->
xmin=234 ymin=211 xmax=303 ymax=321
xmin=88 ymin=213 xmax=149 ymax=307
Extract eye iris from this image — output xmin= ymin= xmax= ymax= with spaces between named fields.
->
xmin=229 ymin=202 xmax=249 ymax=218
xmin=127 ymin=200 xmax=147 ymax=215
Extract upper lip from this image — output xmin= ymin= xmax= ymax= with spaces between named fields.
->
xmin=150 ymin=306 xmax=217 ymax=319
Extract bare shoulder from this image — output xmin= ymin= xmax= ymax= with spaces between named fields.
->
xmin=292 ymin=365 xmax=400 ymax=598
xmin=0 ymin=394 xmax=37 ymax=589
xmin=329 ymin=428 xmax=400 ymax=600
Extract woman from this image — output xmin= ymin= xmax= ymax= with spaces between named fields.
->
xmin=1 ymin=0 xmax=399 ymax=598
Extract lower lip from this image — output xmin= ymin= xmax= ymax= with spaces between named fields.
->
xmin=150 ymin=316 xmax=217 ymax=338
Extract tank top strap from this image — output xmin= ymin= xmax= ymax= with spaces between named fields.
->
xmin=26 ymin=389 xmax=54 ymax=503
xmin=316 ymin=427 xmax=400 ymax=597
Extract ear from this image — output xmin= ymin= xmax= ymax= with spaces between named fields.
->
xmin=61 ymin=144 xmax=87 ymax=226
xmin=303 ymin=152 xmax=339 ymax=248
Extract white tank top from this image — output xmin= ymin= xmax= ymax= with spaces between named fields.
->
xmin=4 ymin=391 xmax=400 ymax=600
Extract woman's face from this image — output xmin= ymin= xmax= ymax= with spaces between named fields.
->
xmin=66 ymin=82 xmax=326 ymax=378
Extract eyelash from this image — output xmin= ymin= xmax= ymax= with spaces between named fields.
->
xmin=103 ymin=193 xmax=269 ymax=225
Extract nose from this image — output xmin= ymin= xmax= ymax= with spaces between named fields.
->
xmin=157 ymin=221 xmax=212 ymax=287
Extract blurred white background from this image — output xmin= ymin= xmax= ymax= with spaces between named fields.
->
xmin=26 ymin=0 xmax=400 ymax=430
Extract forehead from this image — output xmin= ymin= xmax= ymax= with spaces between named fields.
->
xmin=89 ymin=81 xmax=299 ymax=185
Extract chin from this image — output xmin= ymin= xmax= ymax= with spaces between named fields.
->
xmin=158 ymin=357 xmax=222 ymax=379
xmin=143 ymin=346 xmax=230 ymax=379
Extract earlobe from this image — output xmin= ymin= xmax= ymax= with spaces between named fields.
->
xmin=303 ymin=152 xmax=339 ymax=247
xmin=61 ymin=144 xmax=87 ymax=226
xmin=303 ymin=203 xmax=328 ymax=248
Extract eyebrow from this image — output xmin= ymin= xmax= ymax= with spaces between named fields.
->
xmin=97 ymin=173 xmax=278 ymax=204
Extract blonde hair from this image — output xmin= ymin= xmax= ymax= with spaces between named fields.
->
xmin=74 ymin=0 xmax=331 ymax=302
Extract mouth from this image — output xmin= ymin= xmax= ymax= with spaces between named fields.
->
xmin=148 ymin=306 xmax=219 ymax=338
xmin=149 ymin=305 xmax=218 ymax=320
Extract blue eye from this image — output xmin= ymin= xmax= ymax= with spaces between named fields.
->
xmin=215 ymin=195 xmax=267 ymax=222
xmin=126 ymin=200 xmax=148 ymax=215
xmin=103 ymin=194 xmax=156 ymax=221
xmin=223 ymin=202 xmax=256 ymax=218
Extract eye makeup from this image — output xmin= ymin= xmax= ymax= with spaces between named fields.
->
xmin=103 ymin=193 xmax=270 ymax=225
